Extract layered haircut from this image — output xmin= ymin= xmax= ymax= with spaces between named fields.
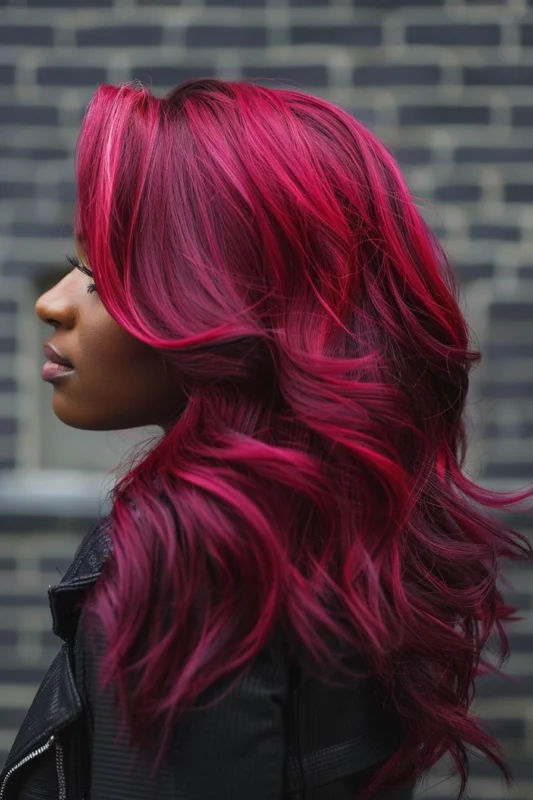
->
xmin=75 ymin=78 xmax=533 ymax=798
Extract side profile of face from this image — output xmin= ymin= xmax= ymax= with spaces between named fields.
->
xmin=34 ymin=237 xmax=187 ymax=433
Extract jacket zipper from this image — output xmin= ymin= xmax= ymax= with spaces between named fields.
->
xmin=55 ymin=738 xmax=67 ymax=800
xmin=0 ymin=734 xmax=67 ymax=800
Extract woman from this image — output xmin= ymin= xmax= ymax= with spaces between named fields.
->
xmin=2 ymin=77 xmax=531 ymax=800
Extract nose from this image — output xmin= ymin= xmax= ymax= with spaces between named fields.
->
xmin=34 ymin=279 xmax=75 ymax=328
xmin=35 ymin=290 xmax=56 ymax=326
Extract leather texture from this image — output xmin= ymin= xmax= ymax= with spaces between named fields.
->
xmin=0 ymin=516 xmax=416 ymax=800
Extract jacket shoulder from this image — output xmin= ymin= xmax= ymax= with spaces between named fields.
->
xmin=75 ymin=609 xmax=408 ymax=799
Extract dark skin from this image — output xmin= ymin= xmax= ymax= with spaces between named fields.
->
xmin=34 ymin=237 xmax=187 ymax=434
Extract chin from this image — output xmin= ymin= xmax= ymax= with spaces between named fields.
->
xmin=51 ymin=397 xmax=117 ymax=431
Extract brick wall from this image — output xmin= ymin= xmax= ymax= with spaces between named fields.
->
xmin=1 ymin=0 xmax=533 ymax=798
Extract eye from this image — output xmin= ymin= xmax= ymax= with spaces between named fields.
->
xmin=66 ymin=253 xmax=98 ymax=295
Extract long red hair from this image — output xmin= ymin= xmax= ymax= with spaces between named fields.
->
xmin=75 ymin=78 xmax=533 ymax=798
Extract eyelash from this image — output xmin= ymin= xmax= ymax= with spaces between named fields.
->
xmin=65 ymin=253 xmax=98 ymax=294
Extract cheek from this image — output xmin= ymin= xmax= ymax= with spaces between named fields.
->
xmin=94 ymin=327 xmax=163 ymax=381
xmin=88 ymin=325 xmax=166 ymax=402
xmin=51 ymin=318 xmax=171 ymax=431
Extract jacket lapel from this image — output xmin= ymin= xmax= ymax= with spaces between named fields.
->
xmin=0 ymin=515 xmax=112 ymax=784
xmin=48 ymin=515 xmax=112 ymax=641
xmin=1 ymin=643 xmax=82 ymax=777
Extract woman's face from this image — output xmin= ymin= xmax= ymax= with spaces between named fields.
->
xmin=34 ymin=237 xmax=187 ymax=433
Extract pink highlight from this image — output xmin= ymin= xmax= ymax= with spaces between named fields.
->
xmin=75 ymin=78 xmax=533 ymax=798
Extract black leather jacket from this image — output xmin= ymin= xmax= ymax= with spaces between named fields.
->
xmin=0 ymin=517 xmax=416 ymax=800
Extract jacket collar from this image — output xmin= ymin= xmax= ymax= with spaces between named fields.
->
xmin=48 ymin=515 xmax=112 ymax=642
xmin=0 ymin=517 xmax=113 ymax=785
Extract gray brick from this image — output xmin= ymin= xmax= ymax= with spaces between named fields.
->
xmin=185 ymin=26 xmax=267 ymax=48
xmin=399 ymin=105 xmax=490 ymax=125
xmin=291 ymin=25 xmax=381 ymax=47
xmin=345 ymin=107 xmax=376 ymax=127
xmin=354 ymin=65 xmax=440 ymax=86
xmin=476 ymin=674 xmax=533 ymax=698
xmin=0 ymin=146 xmax=68 ymax=159
xmin=0 ymin=66 xmax=13 ymax=85
xmin=0 ymin=419 xmax=16 ymax=435
xmin=491 ymin=302 xmax=533 ymax=319
xmin=28 ymin=0 xmax=111 ymax=5
xmin=0 ymin=183 xmax=34 ymax=200
xmin=520 ymin=25 xmax=533 ymax=46
xmin=0 ymin=666 xmax=49 ymax=683
xmin=37 ymin=66 xmax=107 ymax=86
xmin=480 ymin=382 xmax=533 ymax=399
xmin=76 ymin=26 xmax=162 ymax=47
xmin=41 ymin=631 xmax=61 ymax=648
xmin=406 ymin=24 xmax=500 ymax=46
xmin=0 ymin=709 xmax=26 ymax=728
xmin=0 ymin=379 xmax=17 ymax=393
xmin=355 ymin=0 xmax=444 ymax=5
xmin=486 ymin=462 xmax=533 ymax=481
xmin=509 ymin=633 xmax=533 ymax=653
xmin=0 ymin=301 xmax=17 ymax=314
xmin=0 ymin=594 xmax=44 ymax=607
xmin=519 ymin=265 xmax=533 ymax=278
xmin=454 ymin=262 xmax=494 ymax=281
xmin=0 ymin=26 xmax=54 ymax=46
xmin=470 ymin=224 xmax=521 ymax=241
xmin=241 ymin=66 xmax=328 ymax=86
xmin=0 ymin=339 xmax=16 ymax=353
xmin=0 ymin=631 xmax=16 ymax=647
xmin=502 ymin=591 xmax=532 ymax=610
xmin=484 ymin=421 xmax=533 ymax=438
xmin=55 ymin=180 xmax=76 ymax=202
xmin=393 ymin=147 xmax=432 ymax=165
xmin=0 ymin=105 xmax=58 ymax=126
xmin=0 ymin=558 xmax=15 ymax=570
xmin=40 ymin=557 xmax=75 ymax=573
xmin=487 ymin=717 xmax=526 ymax=742
xmin=465 ymin=66 xmax=533 ymax=86
xmin=513 ymin=106 xmax=533 ymax=126
xmin=4 ymin=260 xmax=58 ymax=279
xmin=431 ymin=224 xmax=447 ymax=239
xmin=11 ymin=222 xmax=70 ymax=238
xmin=504 ymin=184 xmax=533 ymax=203
xmin=455 ymin=146 xmax=533 ymax=163
xmin=37 ymin=66 xmax=107 ymax=88
xmin=486 ymin=343 xmax=533 ymax=357
xmin=434 ymin=184 xmax=481 ymax=202
xmin=203 ymin=0 xmax=266 ymax=5
xmin=131 ymin=66 xmax=217 ymax=86
xmin=472 ymin=757 xmax=533 ymax=781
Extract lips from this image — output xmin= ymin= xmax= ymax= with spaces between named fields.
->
xmin=43 ymin=342 xmax=74 ymax=368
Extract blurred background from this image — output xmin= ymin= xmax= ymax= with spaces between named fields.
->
xmin=0 ymin=0 xmax=532 ymax=797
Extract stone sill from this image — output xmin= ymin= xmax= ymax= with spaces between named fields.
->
xmin=0 ymin=469 xmax=112 ymax=525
